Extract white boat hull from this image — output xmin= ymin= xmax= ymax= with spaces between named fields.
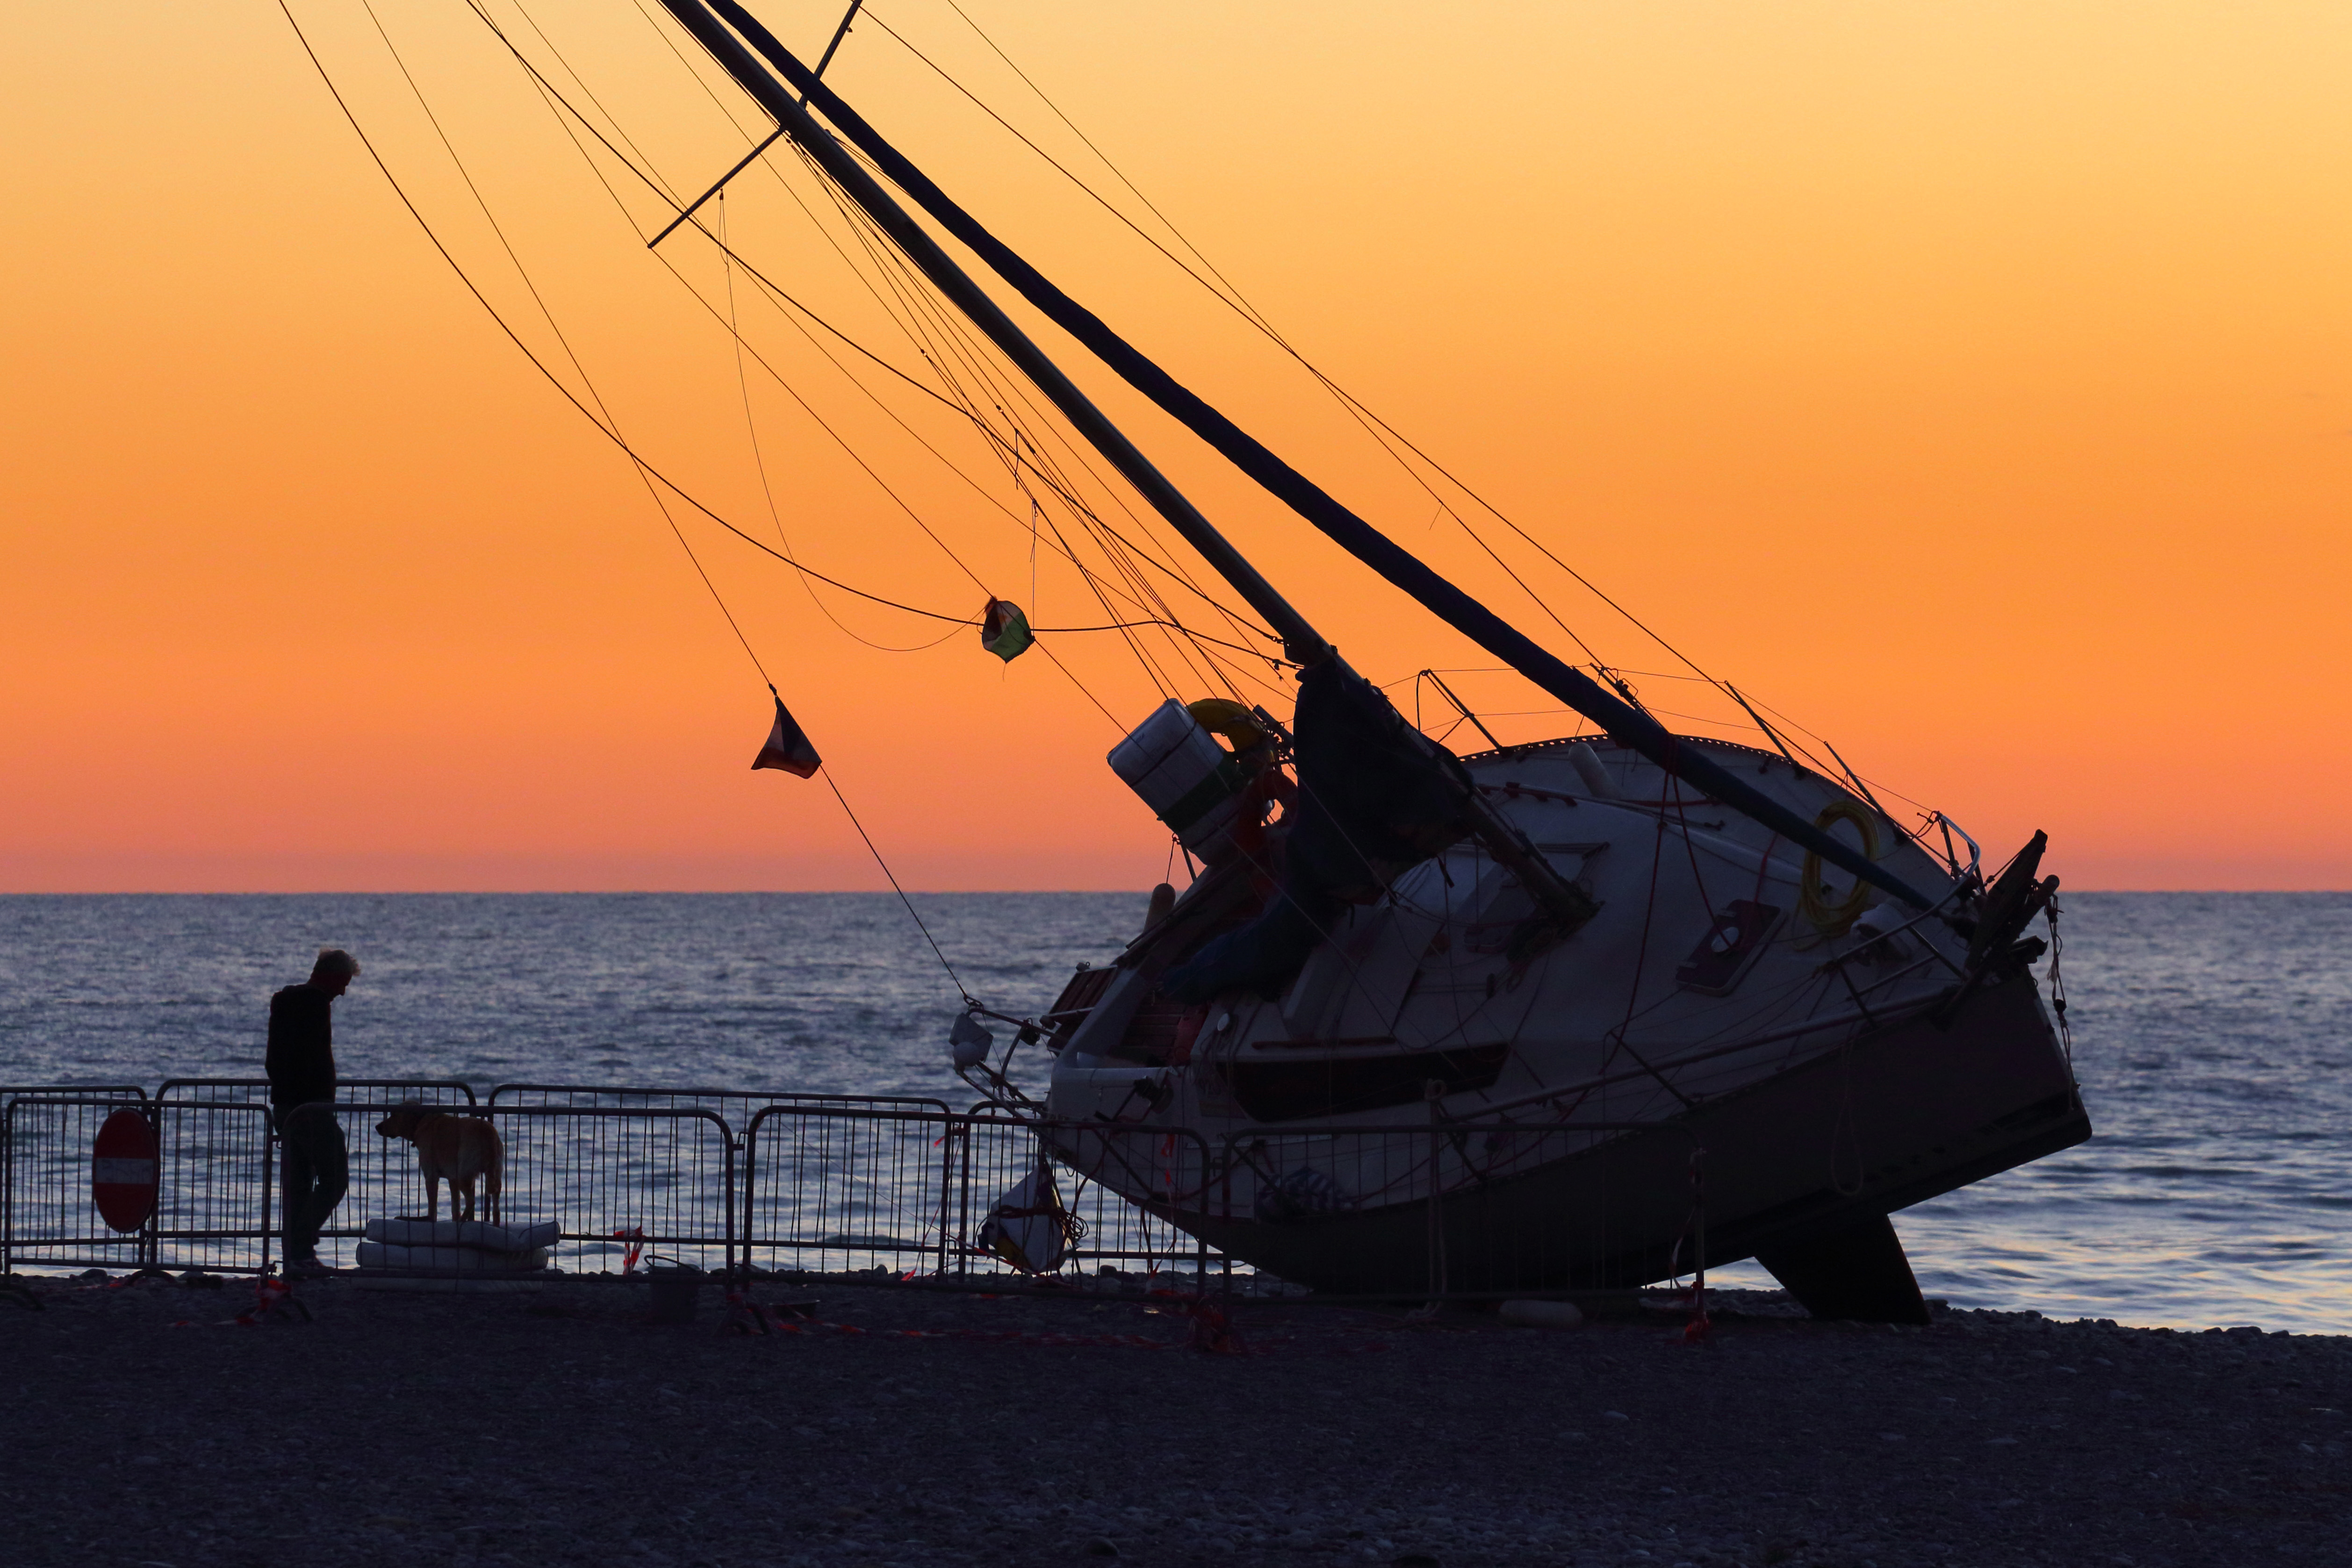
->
xmin=1057 ymin=972 xmax=2082 ymax=1298
xmin=1042 ymin=733 xmax=2085 ymax=1312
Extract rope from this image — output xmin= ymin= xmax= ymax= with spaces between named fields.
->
xmin=472 ymin=0 xmax=1275 ymax=681
xmin=816 ymin=757 xmax=971 ymax=1004
xmin=2046 ymin=892 xmax=2073 ymax=1070
xmin=719 ymin=192 xmax=959 ymax=654
xmin=282 ymin=1 xmax=980 ymax=1008
xmin=860 ymin=4 xmax=1628 ymax=662
xmin=284 ymin=0 xmax=772 ymax=684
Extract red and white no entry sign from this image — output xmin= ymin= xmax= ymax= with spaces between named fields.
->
xmin=91 ymin=1108 xmax=159 ymax=1233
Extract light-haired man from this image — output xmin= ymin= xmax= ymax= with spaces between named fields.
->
xmin=266 ymin=947 xmax=359 ymax=1274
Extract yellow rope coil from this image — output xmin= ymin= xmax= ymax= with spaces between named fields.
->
xmin=1798 ymin=799 xmax=1882 ymax=935
xmin=1186 ymin=698 xmax=1266 ymax=754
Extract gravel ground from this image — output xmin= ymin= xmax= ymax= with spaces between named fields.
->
xmin=2 ymin=1271 xmax=2345 ymax=1568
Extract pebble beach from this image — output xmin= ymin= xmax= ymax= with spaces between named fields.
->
xmin=5 ymin=1273 xmax=2345 ymax=1568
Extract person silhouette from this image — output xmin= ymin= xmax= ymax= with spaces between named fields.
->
xmin=266 ymin=947 xmax=359 ymax=1274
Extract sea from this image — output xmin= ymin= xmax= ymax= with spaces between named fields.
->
xmin=1 ymin=892 xmax=2344 ymax=1333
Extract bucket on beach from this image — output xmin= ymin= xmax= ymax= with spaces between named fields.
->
xmin=644 ymin=1262 xmax=702 ymax=1324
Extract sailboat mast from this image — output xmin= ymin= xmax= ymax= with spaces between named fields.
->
xmin=654 ymin=0 xmax=1327 ymax=668
xmin=683 ymin=0 xmax=1934 ymax=911
xmin=661 ymin=0 xmax=1613 ymax=928
xmin=662 ymin=0 xmax=1932 ymax=912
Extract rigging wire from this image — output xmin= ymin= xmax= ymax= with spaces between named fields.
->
xmin=792 ymin=137 xmax=1269 ymax=703
xmin=323 ymin=0 xmax=770 ymax=686
xmin=669 ymin=5 xmax=1267 ymax=696
xmin=862 ymin=3 xmax=1786 ymax=703
xmin=622 ymin=0 xmax=768 ymax=141
xmin=718 ymin=94 xmax=1270 ymax=700
xmin=930 ymin=0 xmax=1270 ymax=331
xmin=819 ymin=759 xmax=975 ymax=1004
xmin=467 ymin=0 xmax=1293 ymax=713
xmin=717 ymin=190 xmax=967 ymax=653
xmin=869 ymin=6 xmax=1262 ymax=331
xmin=474 ymin=0 xmax=1270 ymax=667
xmin=498 ymin=0 xmax=683 ymax=201
xmin=855 ymin=4 xmax=1597 ymax=662
xmin=790 ymin=121 xmax=1285 ymax=698
xmin=452 ymin=0 xmax=1288 ymax=686
xmin=282 ymin=0 xmax=979 ymax=1000
xmin=317 ymin=1 xmax=1250 ymax=877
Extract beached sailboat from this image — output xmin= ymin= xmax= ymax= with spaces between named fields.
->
xmin=296 ymin=0 xmax=2085 ymax=1320
xmin=638 ymin=0 xmax=2086 ymax=1322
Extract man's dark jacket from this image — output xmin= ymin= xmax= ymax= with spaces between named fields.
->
xmin=266 ymin=983 xmax=337 ymax=1115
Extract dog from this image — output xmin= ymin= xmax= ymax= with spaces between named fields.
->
xmin=374 ymin=1101 xmax=503 ymax=1223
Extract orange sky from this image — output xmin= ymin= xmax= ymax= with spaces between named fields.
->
xmin=5 ymin=1 xmax=2348 ymax=892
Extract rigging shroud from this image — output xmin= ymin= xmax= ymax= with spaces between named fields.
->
xmin=660 ymin=0 xmax=1587 ymax=932
xmin=684 ymin=0 xmax=1935 ymax=912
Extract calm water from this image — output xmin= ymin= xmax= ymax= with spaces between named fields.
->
xmin=1 ymin=892 xmax=2345 ymax=1332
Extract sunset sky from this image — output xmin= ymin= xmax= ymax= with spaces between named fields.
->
xmin=5 ymin=1 xmax=2348 ymax=892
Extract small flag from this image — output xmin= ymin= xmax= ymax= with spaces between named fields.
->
xmin=980 ymin=598 xmax=1033 ymax=663
xmin=751 ymin=692 xmax=821 ymax=777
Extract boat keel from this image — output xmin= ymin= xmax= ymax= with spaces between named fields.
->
xmin=1754 ymin=1213 xmax=1930 ymax=1325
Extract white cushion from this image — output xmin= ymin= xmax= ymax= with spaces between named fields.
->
xmin=360 ymin=1217 xmax=559 ymax=1251
xmin=354 ymin=1240 xmax=550 ymax=1273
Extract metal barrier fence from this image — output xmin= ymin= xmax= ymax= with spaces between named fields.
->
xmin=489 ymin=1083 xmax=950 ymax=1113
xmin=484 ymin=1105 xmax=736 ymax=1274
xmin=0 ymin=1094 xmax=741 ymax=1277
xmin=1023 ymin=1119 xmax=1221 ymax=1284
xmin=0 ymin=1083 xmax=149 ymax=1264
xmin=4 ymin=1096 xmax=177 ymax=1274
xmin=157 ymin=1078 xmax=476 ymax=1105
xmin=739 ymin=1107 xmax=1216 ymax=1286
xmin=0 ymin=1085 xmax=146 ymax=1102
xmin=3 ymin=1082 xmax=1699 ymax=1299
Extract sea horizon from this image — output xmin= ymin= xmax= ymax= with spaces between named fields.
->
xmin=4 ymin=891 xmax=2345 ymax=1335
xmin=7 ymin=885 xmax=2346 ymax=895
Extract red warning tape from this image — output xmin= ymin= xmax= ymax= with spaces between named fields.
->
xmin=166 ymin=1273 xmax=312 ymax=1329
xmin=612 ymin=1226 xmax=648 ymax=1274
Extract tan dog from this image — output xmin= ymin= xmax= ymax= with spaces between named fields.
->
xmin=374 ymin=1102 xmax=503 ymax=1223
